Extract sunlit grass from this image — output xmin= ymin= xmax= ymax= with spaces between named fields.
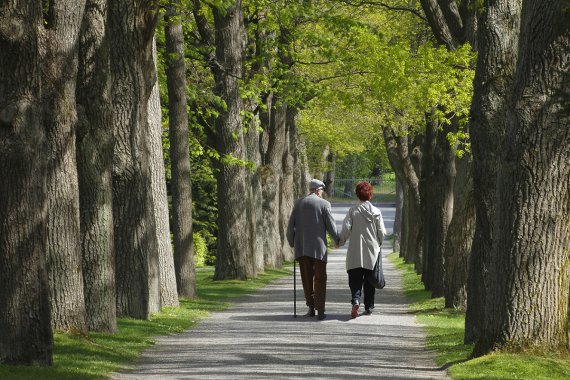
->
xmin=389 ymin=253 xmax=570 ymax=380
xmin=0 ymin=267 xmax=291 ymax=379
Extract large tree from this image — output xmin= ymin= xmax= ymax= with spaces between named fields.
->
xmin=148 ymin=38 xmax=179 ymax=308
xmin=443 ymin=154 xmax=474 ymax=309
xmin=42 ymin=0 xmax=88 ymax=334
xmin=416 ymin=0 xmax=477 ymax=299
xmin=473 ymin=0 xmax=570 ymax=355
xmin=0 ymin=1 xmax=54 ymax=365
xmin=194 ymin=0 xmax=254 ymax=280
xmin=465 ymin=0 xmax=522 ymax=343
xmin=109 ymin=0 xmax=161 ymax=318
xmin=76 ymin=0 xmax=118 ymax=332
xmin=165 ymin=1 xmax=197 ymax=297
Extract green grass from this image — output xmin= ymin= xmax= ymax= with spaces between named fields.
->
xmin=389 ymin=253 xmax=570 ymax=380
xmin=0 ymin=267 xmax=291 ymax=380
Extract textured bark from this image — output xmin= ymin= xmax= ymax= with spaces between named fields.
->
xmin=261 ymin=98 xmax=287 ymax=268
xmin=287 ymin=108 xmax=311 ymax=199
xmin=465 ymin=0 xmax=521 ymax=344
xmin=313 ymin=145 xmax=330 ymax=181
xmin=419 ymin=0 xmax=477 ymax=49
xmin=211 ymin=0 xmax=254 ymax=280
xmin=382 ymin=127 xmax=423 ymax=266
xmin=422 ymin=119 xmax=456 ymax=297
xmin=109 ymin=0 xmax=161 ymax=318
xmin=41 ymin=0 xmax=88 ymax=334
xmin=0 ymin=2 xmax=53 ymax=364
xmin=407 ymin=187 xmax=424 ymax=274
xmin=246 ymin=125 xmax=264 ymax=274
xmin=165 ymin=5 xmax=196 ymax=299
xmin=420 ymin=119 xmax=436 ymax=283
xmin=393 ymin=179 xmax=404 ymax=253
xmin=149 ymin=39 xmax=179 ymax=307
xmin=443 ymin=155 xmax=474 ymax=309
xmin=281 ymin=107 xmax=307 ymax=261
xmin=398 ymin=178 xmax=410 ymax=259
xmin=323 ymin=152 xmax=336 ymax=199
xmin=76 ymin=0 xmax=117 ymax=332
xmin=420 ymin=0 xmax=461 ymax=49
xmin=474 ymin=0 xmax=570 ymax=355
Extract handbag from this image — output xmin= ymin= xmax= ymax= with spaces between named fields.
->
xmin=367 ymin=253 xmax=386 ymax=289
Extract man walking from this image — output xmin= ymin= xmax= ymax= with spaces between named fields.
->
xmin=287 ymin=179 xmax=340 ymax=320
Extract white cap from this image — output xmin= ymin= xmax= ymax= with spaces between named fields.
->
xmin=309 ymin=179 xmax=325 ymax=190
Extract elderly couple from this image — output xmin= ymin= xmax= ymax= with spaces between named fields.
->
xmin=286 ymin=179 xmax=387 ymax=321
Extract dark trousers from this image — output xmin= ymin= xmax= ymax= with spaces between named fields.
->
xmin=298 ymin=256 xmax=327 ymax=312
xmin=348 ymin=267 xmax=375 ymax=309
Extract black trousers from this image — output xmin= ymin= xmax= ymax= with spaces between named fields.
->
xmin=348 ymin=267 xmax=375 ymax=309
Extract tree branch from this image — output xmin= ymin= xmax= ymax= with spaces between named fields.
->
xmin=337 ymin=0 xmax=428 ymax=22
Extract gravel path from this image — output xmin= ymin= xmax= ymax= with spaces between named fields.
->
xmin=111 ymin=204 xmax=448 ymax=379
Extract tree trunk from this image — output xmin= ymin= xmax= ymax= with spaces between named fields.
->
xmin=211 ymin=0 xmax=254 ymax=280
xmin=246 ymin=125 xmax=264 ymax=274
xmin=398 ymin=178 xmax=410 ymax=259
xmin=393 ymin=179 xmax=404 ymax=253
xmin=288 ymin=108 xmax=311 ymax=199
xmin=313 ymin=145 xmax=330 ymax=181
xmin=109 ymin=0 xmax=161 ymax=318
xmin=422 ymin=119 xmax=456 ymax=297
xmin=420 ymin=118 xmax=436 ymax=285
xmin=465 ymin=0 xmax=521 ymax=344
xmin=443 ymin=155 xmax=474 ymax=309
xmin=261 ymin=98 xmax=287 ymax=268
xmin=281 ymin=107 xmax=306 ymax=261
xmin=165 ymin=4 xmax=196 ymax=298
xmin=474 ymin=0 xmax=570 ymax=355
xmin=0 ymin=2 xmax=53 ymax=364
xmin=149 ymin=39 xmax=179 ymax=307
xmin=76 ymin=0 xmax=117 ymax=332
xmin=41 ymin=0 xmax=88 ymax=334
xmin=323 ymin=152 xmax=336 ymax=199
xmin=408 ymin=188 xmax=424 ymax=274
xmin=382 ymin=127 xmax=423 ymax=267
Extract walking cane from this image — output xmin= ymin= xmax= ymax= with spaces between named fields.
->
xmin=293 ymin=259 xmax=297 ymax=318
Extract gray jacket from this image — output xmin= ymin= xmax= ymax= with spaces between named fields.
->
xmin=286 ymin=193 xmax=340 ymax=262
xmin=339 ymin=201 xmax=386 ymax=271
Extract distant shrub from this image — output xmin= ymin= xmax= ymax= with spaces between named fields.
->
xmin=193 ymin=232 xmax=207 ymax=267
xmin=193 ymin=230 xmax=216 ymax=266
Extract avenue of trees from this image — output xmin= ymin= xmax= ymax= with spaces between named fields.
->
xmin=0 ymin=0 xmax=568 ymax=367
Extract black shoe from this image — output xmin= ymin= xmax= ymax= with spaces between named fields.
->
xmin=364 ymin=308 xmax=373 ymax=315
xmin=304 ymin=307 xmax=316 ymax=317
xmin=317 ymin=311 xmax=326 ymax=320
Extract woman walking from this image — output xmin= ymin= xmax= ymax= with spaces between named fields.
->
xmin=339 ymin=181 xmax=386 ymax=318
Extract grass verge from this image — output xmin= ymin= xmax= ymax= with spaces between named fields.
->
xmin=388 ymin=253 xmax=570 ymax=380
xmin=0 ymin=267 xmax=291 ymax=380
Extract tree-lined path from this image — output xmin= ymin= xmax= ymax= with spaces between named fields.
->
xmin=112 ymin=204 xmax=448 ymax=379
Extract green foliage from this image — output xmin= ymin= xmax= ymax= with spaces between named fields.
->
xmin=193 ymin=232 xmax=208 ymax=267
xmin=193 ymin=230 xmax=216 ymax=266
xmin=388 ymin=253 xmax=570 ymax=380
xmin=293 ymin=4 xmax=475 ymax=172
xmin=0 ymin=268 xmax=291 ymax=379
xmin=191 ymin=157 xmax=218 ymax=263
xmin=334 ymin=141 xmax=390 ymax=180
